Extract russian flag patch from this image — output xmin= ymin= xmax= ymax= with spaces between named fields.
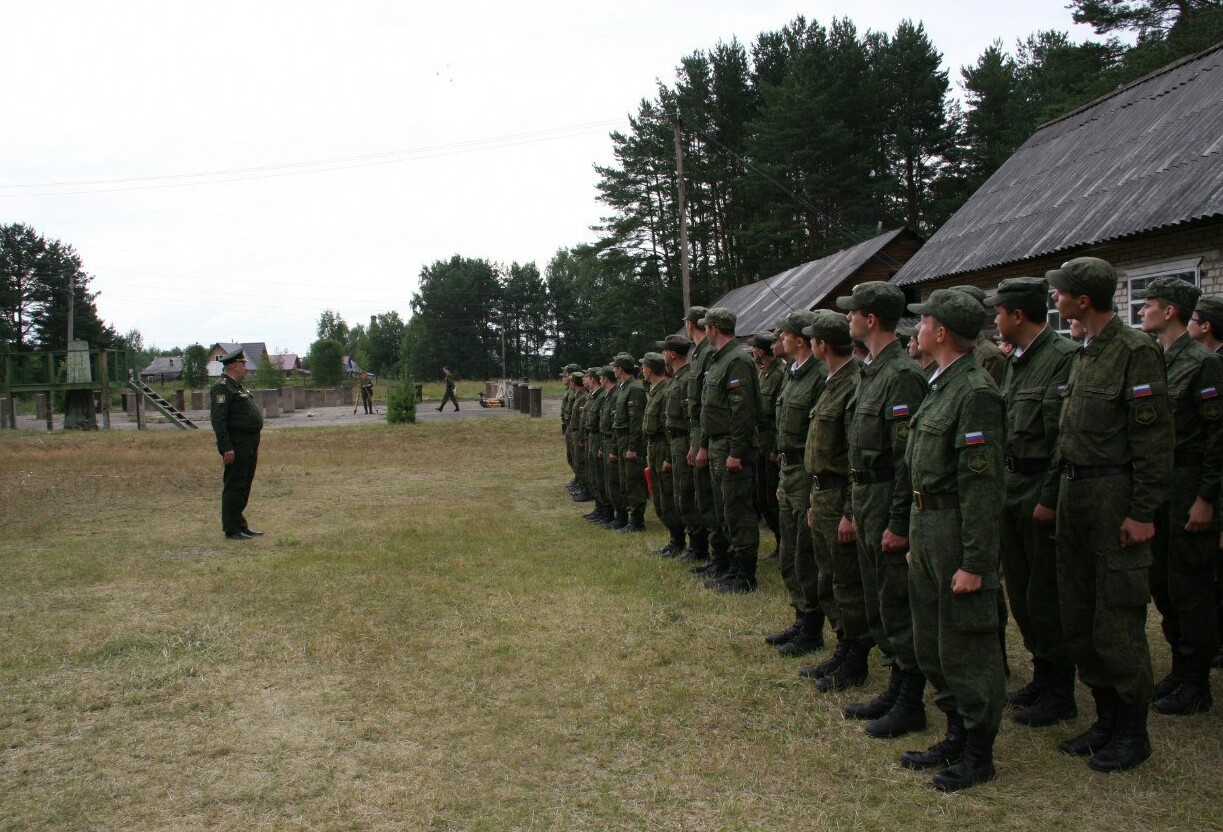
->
xmin=965 ymin=431 xmax=985 ymax=445
xmin=891 ymin=404 xmax=910 ymax=417
xmin=1133 ymin=384 xmax=1153 ymax=398
xmin=1202 ymin=387 xmax=1219 ymax=399
xmin=728 ymin=378 xmax=742 ymax=388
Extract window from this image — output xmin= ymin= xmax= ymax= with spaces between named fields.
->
xmin=1126 ymin=258 xmax=1202 ymax=327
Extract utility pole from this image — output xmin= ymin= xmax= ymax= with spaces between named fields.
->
xmin=66 ymin=269 xmax=75 ymax=343
xmin=501 ymin=330 xmax=506 ymax=380
xmin=673 ymin=118 xmax=692 ymax=312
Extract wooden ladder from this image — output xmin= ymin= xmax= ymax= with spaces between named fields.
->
xmin=129 ymin=379 xmax=199 ymax=430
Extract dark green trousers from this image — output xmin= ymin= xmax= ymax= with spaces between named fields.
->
xmin=649 ymin=437 xmax=679 ymax=529
xmin=778 ymin=462 xmax=818 ymax=613
xmin=221 ymin=435 xmax=259 ymax=535
xmin=669 ymin=435 xmax=701 ymax=536
xmin=709 ymin=437 xmax=759 ymax=571
xmin=853 ymin=481 xmax=918 ymax=672
xmin=810 ymin=484 xmax=862 ymax=637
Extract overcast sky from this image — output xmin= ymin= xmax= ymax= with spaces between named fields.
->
xmin=1 ymin=1 xmax=1104 ymax=354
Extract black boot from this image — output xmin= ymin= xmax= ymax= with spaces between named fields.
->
xmin=1088 ymin=700 xmax=1151 ymax=772
xmin=603 ymin=508 xmax=628 ymax=530
xmin=901 ymin=711 xmax=966 ymax=770
xmin=801 ymin=634 xmax=849 ymax=679
xmin=571 ymin=485 xmax=593 ymax=502
xmin=778 ymin=610 xmax=825 ymax=656
xmin=1006 ymin=661 xmax=1045 ymax=709
xmin=814 ymin=639 xmax=870 ymax=691
xmin=695 ymin=545 xmax=731 ymax=578
xmin=714 ymin=554 xmax=758 ymax=594
xmin=619 ymin=507 xmax=645 ymax=533
xmin=1059 ymin=687 xmax=1117 ymax=756
xmin=932 ymin=728 xmax=997 ymax=791
xmin=1152 ymin=673 xmax=1213 ymax=716
xmin=680 ymin=532 xmax=708 ymax=562
xmin=765 ymin=609 xmax=804 ymax=647
xmin=866 ymin=671 xmax=927 ymax=739
xmin=1153 ymin=653 xmax=1187 ymax=699
xmin=1014 ymin=661 xmax=1078 ymax=727
xmin=844 ymin=664 xmax=904 ymax=720
xmin=654 ymin=527 xmax=686 ymax=557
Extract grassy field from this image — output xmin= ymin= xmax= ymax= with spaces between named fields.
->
xmin=1 ymin=418 xmax=1219 ymax=831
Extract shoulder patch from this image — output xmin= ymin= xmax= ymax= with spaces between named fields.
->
xmin=894 ymin=422 xmax=910 ymax=442
xmin=964 ymin=431 xmax=985 ymax=446
xmin=967 ymin=449 xmax=989 ymax=474
xmin=1136 ymin=403 xmax=1157 ymax=425
xmin=891 ymin=403 xmax=910 ymax=418
xmin=728 ymin=378 xmax=742 ymax=388
xmin=1132 ymin=383 xmax=1153 ymax=398
xmin=214 ymin=394 xmax=226 ymax=404
xmin=1201 ymin=387 xmax=1218 ymax=400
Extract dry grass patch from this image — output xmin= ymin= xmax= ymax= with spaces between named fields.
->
xmin=1 ymin=420 xmax=1220 ymax=831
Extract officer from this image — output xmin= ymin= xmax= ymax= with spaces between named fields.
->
xmin=583 ymin=368 xmax=611 ymax=525
xmin=837 ymin=281 xmax=928 ymax=739
xmin=699 ymin=307 xmax=763 ymax=593
xmin=641 ymin=352 xmax=684 ymax=551
xmin=1050 ymin=256 xmax=1172 ymax=773
xmin=1135 ymin=276 xmax=1221 ymax=715
xmin=613 ymin=354 xmax=649 ymax=532
xmin=801 ymin=311 xmax=871 ymax=691
xmin=661 ymin=335 xmax=703 ymax=559
xmin=764 ymin=310 xmax=826 ymax=653
xmin=599 ymin=366 xmax=625 ymax=529
xmin=210 ymin=348 xmax=265 ymax=540
xmin=900 ymin=289 xmax=1007 ymax=792
xmin=984 ymin=278 xmax=1079 ymax=727
xmin=753 ymin=331 xmax=785 ymax=559
xmin=686 ymin=307 xmax=732 ymax=577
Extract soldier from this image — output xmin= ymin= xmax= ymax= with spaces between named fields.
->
xmin=599 ymin=366 xmax=625 ymax=530
xmin=568 ymin=371 xmax=593 ymax=503
xmin=359 ymin=371 xmax=374 ymax=414
xmin=583 ymin=369 xmax=611 ymax=525
xmin=661 ymin=335 xmax=703 ymax=560
xmin=641 ymin=352 xmax=684 ymax=552
xmin=1049 ymin=256 xmax=1172 ymax=773
xmin=438 ymin=366 xmax=459 ymax=411
xmin=560 ymin=363 xmax=582 ymax=494
xmin=686 ymin=307 xmax=733 ymax=579
xmin=952 ymin=285 xmax=1007 ymax=387
xmin=984 ymin=278 xmax=1079 ymax=727
xmin=837 ymin=282 xmax=928 ymax=739
xmin=753 ymin=331 xmax=785 ymax=559
xmin=210 ymin=348 xmax=265 ymax=540
xmin=901 ymin=324 xmax=937 ymax=379
xmin=698 ymin=307 xmax=763 ymax=593
xmin=1135 ymin=277 xmax=1222 ymax=715
xmin=764 ymin=310 xmax=826 ymax=652
xmin=801 ymin=311 xmax=870 ymax=691
xmin=1190 ymin=295 xmax=1223 ymax=670
xmin=899 ymin=289 xmax=1006 ymax=792
xmin=613 ymin=354 xmax=649 ymax=533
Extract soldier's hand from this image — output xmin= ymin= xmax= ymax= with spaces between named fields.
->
xmin=1032 ymin=503 xmax=1056 ymax=524
xmin=769 ymin=452 xmax=779 ymax=464
xmin=838 ymin=515 xmax=856 ymax=544
xmin=806 ymin=507 xmax=813 ymax=528
xmin=880 ymin=529 xmax=908 ymax=552
xmin=609 ymin=453 xmax=619 ymax=463
xmin=695 ymin=447 xmax=709 ymax=469
xmin=950 ymin=569 xmax=982 ymax=594
xmin=625 ymin=450 xmax=637 ymax=461
xmin=662 ymin=461 xmax=672 ymax=472
xmin=726 ymin=455 xmax=742 ymax=472
xmin=1119 ymin=517 xmax=1155 ymax=548
xmin=222 ymin=450 xmax=235 ymax=464
xmin=1185 ymin=497 xmax=1214 ymax=534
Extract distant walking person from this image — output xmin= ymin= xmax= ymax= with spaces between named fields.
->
xmin=209 ymin=348 xmax=265 ymax=540
xmin=359 ymin=371 xmax=374 ymax=414
xmin=438 ymin=367 xmax=459 ymax=412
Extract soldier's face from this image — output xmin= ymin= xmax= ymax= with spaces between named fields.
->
xmin=1138 ymin=299 xmax=1170 ymax=333
xmin=1189 ymin=314 xmax=1208 ymax=342
xmin=771 ymin=339 xmax=785 ymax=358
xmin=994 ymin=306 xmax=1018 ymax=342
xmin=1051 ymin=288 xmax=1085 ymax=322
xmin=917 ymin=315 xmax=941 ymax=353
xmin=229 ymin=362 xmax=247 ymax=382
xmin=846 ymin=309 xmax=868 ymax=340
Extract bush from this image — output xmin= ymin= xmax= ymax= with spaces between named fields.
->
xmin=386 ymin=375 xmax=417 ymax=424
xmin=307 ymin=339 xmax=345 ymax=386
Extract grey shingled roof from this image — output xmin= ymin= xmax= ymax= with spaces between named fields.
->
xmin=712 ymin=228 xmax=915 ymax=334
xmin=893 ymin=42 xmax=1223 ymax=286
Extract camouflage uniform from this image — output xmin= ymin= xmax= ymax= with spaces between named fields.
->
xmin=601 ymin=377 xmax=624 ymax=518
xmin=614 ymin=370 xmax=649 ymax=523
xmin=688 ymin=335 xmax=730 ymax=562
xmin=775 ymin=352 xmax=825 ymax=617
xmin=757 ymin=354 xmax=786 ymax=551
xmin=584 ymin=384 xmax=607 ymax=514
xmin=644 ymin=370 xmax=681 ymax=537
xmin=665 ymin=361 xmax=703 ymax=551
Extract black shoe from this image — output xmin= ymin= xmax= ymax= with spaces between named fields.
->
xmin=654 ymin=541 xmax=682 ymax=556
xmin=1088 ymin=701 xmax=1151 ymax=772
xmin=225 ymin=531 xmax=254 ymax=540
xmin=242 ymin=529 xmax=264 ymax=536
xmin=1013 ymin=688 xmax=1078 ymax=727
xmin=777 ymin=612 xmax=824 ymax=657
xmin=436 ymin=407 xmax=443 ymax=412
xmin=679 ymin=547 xmax=707 ymax=562
xmin=901 ymin=711 xmax=966 ymax=770
xmin=1060 ymin=687 xmax=1117 ymax=756
xmin=845 ymin=666 xmax=904 ymax=720
xmin=802 ymin=637 xmax=850 ymax=679
xmin=701 ymin=563 xmax=735 ymax=587
xmin=713 ymin=574 xmax=758 ymax=594
xmin=1152 ymin=681 xmax=1212 ymax=715
xmin=1007 ymin=677 xmax=1044 ymax=710
xmin=765 ymin=612 xmax=804 ymax=647
xmin=618 ymin=510 xmax=646 ymax=533
xmin=1153 ymin=667 xmax=1186 ymax=700
xmin=453 ymin=406 xmax=460 ymax=411
xmin=691 ymin=559 xmax=722 ymax=577
xmin=932 ymin=729 xmax=996 ymax=791
xmin=814 ymin=641 xmax=871 ymax=691
xmin=865 ymin=673 xmax=927 ymax=739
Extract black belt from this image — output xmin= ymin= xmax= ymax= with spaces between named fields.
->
xmin=812 ymin=472 xmax=849 ymax=490
xmin=1061 ymin=462 xmax=1131 ymax=480
xmin=850 ymin=467 xmax=894 ymax=485
xmin=777 ymin=451 xmax=804 ymax=466
xmin=1004 ymin=455 xmax=1050 ymax=474
xmin=913 ymin=491 xmax=959 ymax=511
xmin=1174 ymin=451 xmax=1204 ymax=468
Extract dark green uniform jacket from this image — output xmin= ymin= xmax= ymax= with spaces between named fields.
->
xmin=210 ymin=375 xmax=263 ymax=453
xmin=614 ymin=377 xmax=647 ymax=457
xmin=688 ymin=338 xmax=715 ymax=450
xmin=805 ymin=359 xmax=861 ymax=515
xmin=1163 ymin=332 xmax=1223 ymax=500
xmin=701 ymin=340 xmax=761 ymax=458
xmin=775 ymin=356 xmax=824 ymax=459
xmin=758 ymin=357 xmax=786 ymax=454
xmin=1001 ymin=326 xmax=1076 ymax=509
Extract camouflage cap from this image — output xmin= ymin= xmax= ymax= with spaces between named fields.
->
xmin=777 ymin=309 xmax=818 ymax=336
xmin=698 ymin=306 xmax=737 ymax=334
xmin=656 ymin=334 xmax=693 ymax=355
xmin=1195 ymin=295 xmax=1223 ymax=325
xmin=908 ymin=289 xmax=988 ymax=339
xmin=683 ymin=306 xmax=707 ymax=326
xmin=570 ymin=371 xmax=585 ymax=382
xmin=563 ymin=362 xmax=583 ymax=373
xmin=984 ymin=277 xmax=1049 ymax=307
xmin=748 ymin=330 xmax=776 ymax=350
xmin=638 ymin=351 xmax=666 ymax=373
xmin=1134 ymin=276 xmax=1201 ymax=311
xmin=612 ymin=354 xmax=636 ymax=372
xmin=599 ymin=365 xmax=616 ymax=381
xmin=835 ymin=281 xmax=906 ymax=320
xmin=801 ymin=309 xmax=852 ymax=346
xmin=585 ymin=367 xmax=600 ymax=377
xmin=219 ymin=347 xmax=245 ymax=365
xmin=896 ymin=323 xmax=918 ymax=338
xmin=951 ymin=285 xmax=989 ymax=307
xmin=1045 ymin=257 xmax=1118 ymax=303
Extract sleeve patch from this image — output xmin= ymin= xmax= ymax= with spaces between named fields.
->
xmin=214 ymin=394 xmax=226 ymax=404
xmin=1136 ymin=403 xmax=1157 ymax=425
xmin=728 ymin=378 xmax=742 ymax=388
xmin=967 ymin=449 xmax=989 ymax=474
xmin=964 ymin=431 xmax=985 ymax=445
xmin=1132 ymin=383 xmax=1153 ymax=398
xmin=1201 ymin=387 xmax=1218 ymax=399
xmin=891 ymin=403 xmax=910 ymax=417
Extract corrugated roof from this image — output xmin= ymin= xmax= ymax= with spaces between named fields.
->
xmin=893 ymin=43 xmax=1223 ymax=286
xmin=712 ymin=228 xmax=915 ymax=333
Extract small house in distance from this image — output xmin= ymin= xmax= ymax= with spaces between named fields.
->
xmin=139 ymin=356 xmax=183 ymax=384
xmin=892 ymin=43 xmax=1223 ymax=329
xmin=206 ymin=342 xmax=268 ymax=377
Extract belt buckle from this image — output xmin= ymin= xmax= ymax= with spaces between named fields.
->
xmin=912 ymin=490 xmax=925 ymax=511
xmin=812 ymin=473 xmax=823 ymax=490
xmin=850 ymin=469 xmax=862 ymax=485
xmin=1003 ymin=455 xmax=1015 ymax=473
xmin=778 ymin=453 xmax=787 ymax=466
xmin=1063 ymin=463 xmax=1076 ymax=480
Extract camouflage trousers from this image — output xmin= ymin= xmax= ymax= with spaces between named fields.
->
xmin=1056 ymin=474 xmax=1154 ymax=705
xmin=852 ymin=481 xmax=918 ymax=672
xmin=669 ymin=434 xmax=702 ymax=537
xmin=756 ymin=449 xmax=780 ymax=546
xmin=778 ymin=461 xmax=819 ymax=614
xmin=571 ymin=432 xmax=586 ymax=483
xmin=709 ymin=437 xmax=759 ymax=572
xmin=694 ymin=440 xmax=729 ymax=555
xmin=602 ymin=438 xmax=624 ymax=512
xmin=618 ymin=447 xmax=648 ymax=513
xmin=810 ymin=483 xmax=866 ymax=639
xmin=648 ymin=436 xmax=680 ymax=530
xmin=585 ymin=436 xmax=603 ymax=503
xmin=909 ymin=504 xmax=1006 ymax=732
